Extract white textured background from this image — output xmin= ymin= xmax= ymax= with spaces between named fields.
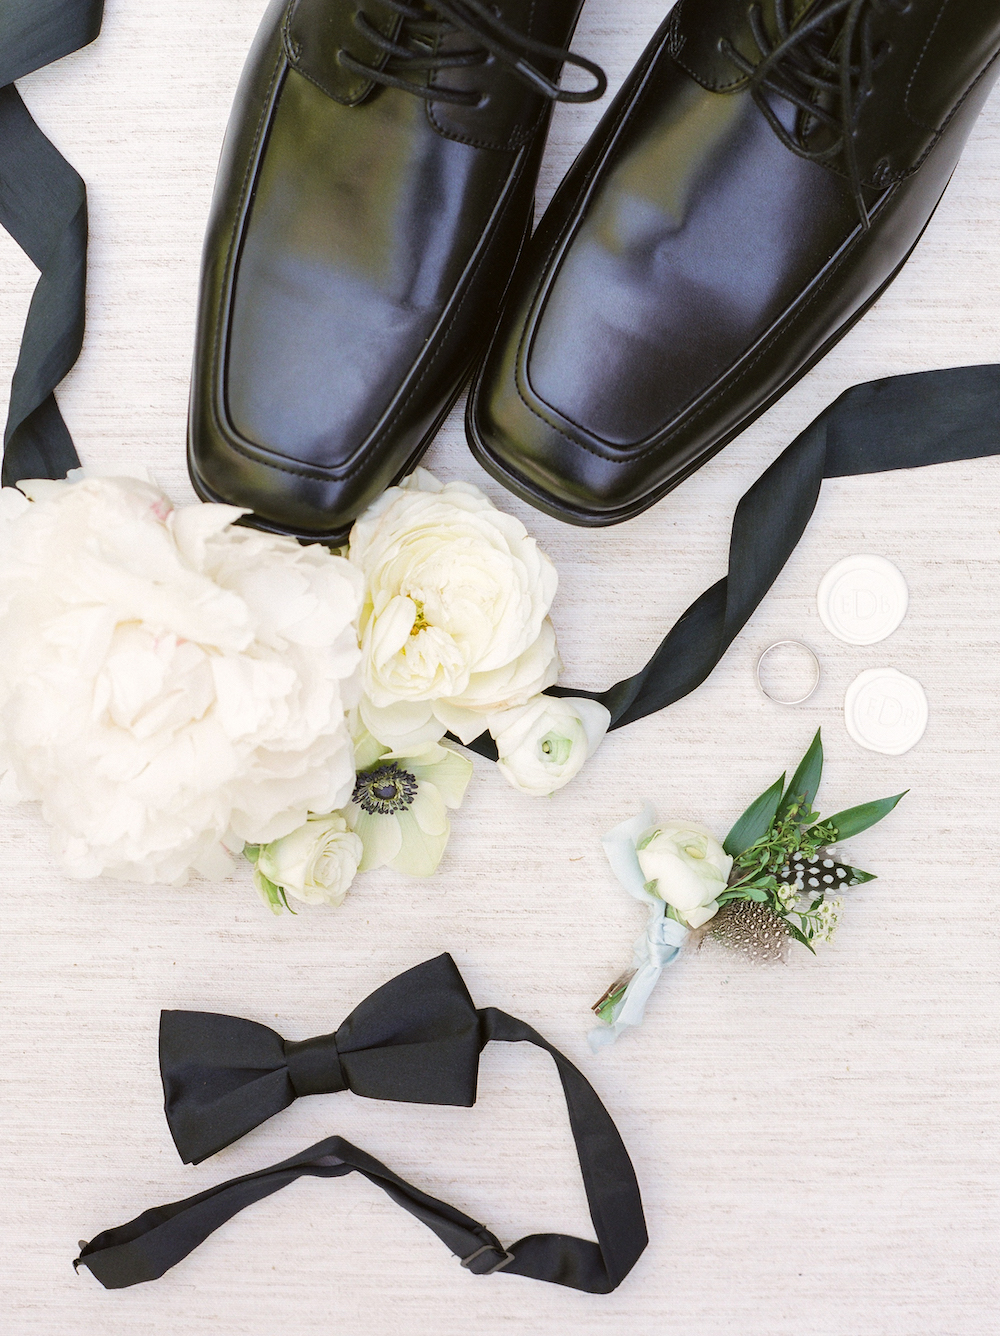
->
xmin=2 ymin=3 xmax=999 ymax=1333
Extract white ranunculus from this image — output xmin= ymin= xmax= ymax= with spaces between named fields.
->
xmin=490 ymin=694 xmax=611 ymax=796
xmin=0 ymin=476 xmax=363 ymax=884
xmin=349 ymin=469 xmax=560 ymax=748
xmin=255 ymin=813 xmax=363 ymax=908
xmin=636 ymin=821 xmax=733 ymax=929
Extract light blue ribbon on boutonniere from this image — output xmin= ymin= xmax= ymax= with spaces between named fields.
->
xmin=589 ymin=805 xmax=690 ymax=1052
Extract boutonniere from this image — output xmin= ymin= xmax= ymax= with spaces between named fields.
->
xmin=591 ymin=730 xmax=906 ymax=1048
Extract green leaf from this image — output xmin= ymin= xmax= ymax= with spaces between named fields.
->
xmin=818 ymin=792 xmax=908 ymax=843
xmin=843 ymin=865 xmax=875 ymax=887
xmin=724 ymin=773 xmax=786 ymax=857
xmin=833 ymin=865 xmax=875 ymax=887
xmin=778 ymin=729 xmax=823 ymax=819
xmin=784 ymin=920 xmax=816 ymax=955
xmin=253 ymin=869 xmax=285 ymax=916
xmin=747 ymin=888 xmax=769 ymax=902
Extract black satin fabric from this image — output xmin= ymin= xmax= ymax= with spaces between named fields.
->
xmin=78 ymin=957 xmax=648 ymax=1294
xmin=0 ymin=0 xmax=103 ymax=486
xmin=461 ymin=363 xmax=1000 ymax=759
xmin=161 ymin=953 xmax=483 ymax=1164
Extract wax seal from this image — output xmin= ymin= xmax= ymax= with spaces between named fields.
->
xmin=844 ymin=668 xmax=928 ymax=755
xmin=817 ymin=555 xmax=908 ymax=645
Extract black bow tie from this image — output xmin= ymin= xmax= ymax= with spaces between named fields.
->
xmin=161 ymin=954 xmax=483 ymax=1164
xmin=78 ymin=955 xmax=648 ymax=1295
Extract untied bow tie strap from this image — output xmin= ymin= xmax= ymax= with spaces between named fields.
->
xmin=76 ymin=960 xmax=648 ymax=1294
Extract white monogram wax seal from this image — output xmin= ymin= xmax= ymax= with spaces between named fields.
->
xmin=817 ymin=555 xmax=908 ymax=645
xmin=844 ymin=668 xmax=928 ymax=756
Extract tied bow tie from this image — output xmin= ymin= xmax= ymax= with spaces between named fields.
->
xmin=161 ymin=953 xmax=484 ymax=1164
xmin=78 ymin=955 xmax=647 ymax=1294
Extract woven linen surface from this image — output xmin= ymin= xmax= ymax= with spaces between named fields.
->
xmin=1 ymin=3 xmax=998 ymax=1333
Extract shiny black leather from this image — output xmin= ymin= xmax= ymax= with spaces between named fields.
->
xmin=188 ymin=0 xmax=588 ymax=542
xmin=467 ymin=0 xmax=1000 ymax=527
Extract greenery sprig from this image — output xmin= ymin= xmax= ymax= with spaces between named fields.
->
xmin=717 ymin=730 xmax=906 ymax=952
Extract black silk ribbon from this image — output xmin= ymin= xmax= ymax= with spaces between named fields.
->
xmin=600 ymin=364 xmax=1000 ymax=728
xmin=77 ymin=956 xmax=647 ymax=1293
xmin=459 ymin=364 xmax=1000 ymax=758
xmin=0 ymin=0 xmax=103 ymax=486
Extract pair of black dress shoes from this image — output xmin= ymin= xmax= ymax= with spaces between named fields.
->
xmin=188 ymin=0 xmax=1000 ymax=542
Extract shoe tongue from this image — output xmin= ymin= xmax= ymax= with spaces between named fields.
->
xmin=286 ymin=0 xmax=405 ymax=106
xmin=285 ymin=0 xmax=585 ymax=149
xmin=668 ymin=0 xmax=818 ymax=92
xmin=417 ymin=0 xmax=589 ymax=152
xmin=672 ymin=0 xmax=1000 ymax=184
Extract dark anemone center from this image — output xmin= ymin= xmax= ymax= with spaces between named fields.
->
xmin=352 ymin=762 xmax=419 ymax=816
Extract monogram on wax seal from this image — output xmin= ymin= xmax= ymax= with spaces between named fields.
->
xmin=844 ymin=668 xmax=928 ymax=756
xmin=817 ymin=555 xmax=909 ymax=645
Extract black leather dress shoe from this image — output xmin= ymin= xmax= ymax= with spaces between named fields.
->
xmin=468 ymin=0 xmax=1000 ymax=527
xmin=188 ymin=0 xmax=604 ymax=542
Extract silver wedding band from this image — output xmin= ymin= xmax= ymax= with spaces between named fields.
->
xmin=754 ymin=640 xmax=821 ymax=706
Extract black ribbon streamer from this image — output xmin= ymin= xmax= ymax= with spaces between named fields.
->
xmin=78 ymin=958 xmax=648 ymax=1294
xmin=0 ymin=0 xmax=103 ymax=486
xmin=462 ymin=364 xmax=1000 ymax=758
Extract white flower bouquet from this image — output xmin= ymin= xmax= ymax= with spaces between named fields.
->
xmin=0 ymin=468 xmax=610 ymax=907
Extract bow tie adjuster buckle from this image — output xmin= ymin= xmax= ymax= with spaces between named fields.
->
xmin=460 ymin=1243 xmax=516 ymax=1275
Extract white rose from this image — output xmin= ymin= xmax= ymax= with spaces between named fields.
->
xmin=0 ymin=476 xmax=363 ymax=884
xmin=636 ymin=821 xmax=733 ymax=928
xmin=255 ymin=813 xmax=362 ymax=907
xmin=490 ymin=695 xmax=611 ymax=796
xmin=349 ymin=469 xmax=560 ymax=748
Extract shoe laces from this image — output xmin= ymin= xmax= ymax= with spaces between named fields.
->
xmin=720 ymin=0 xmax=912 ymax=229
xmin=339 ymin=0 xmax=607 ymax=107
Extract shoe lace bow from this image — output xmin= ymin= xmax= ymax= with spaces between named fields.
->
xmin=340 ymin=0 xmax=607 ymax=106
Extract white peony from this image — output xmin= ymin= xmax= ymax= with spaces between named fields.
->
xmin=253 ymin=813 xmax=363 ymax=909
xmin=490 ymin=694 xmax=611 ymax=796
xmin=636 ymin=821 xmax=733 ymax=929
xmin=0 ymin=476 xmax=363 ymax=884
xmin=349 ymin=469 xmax=560 ymax=749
